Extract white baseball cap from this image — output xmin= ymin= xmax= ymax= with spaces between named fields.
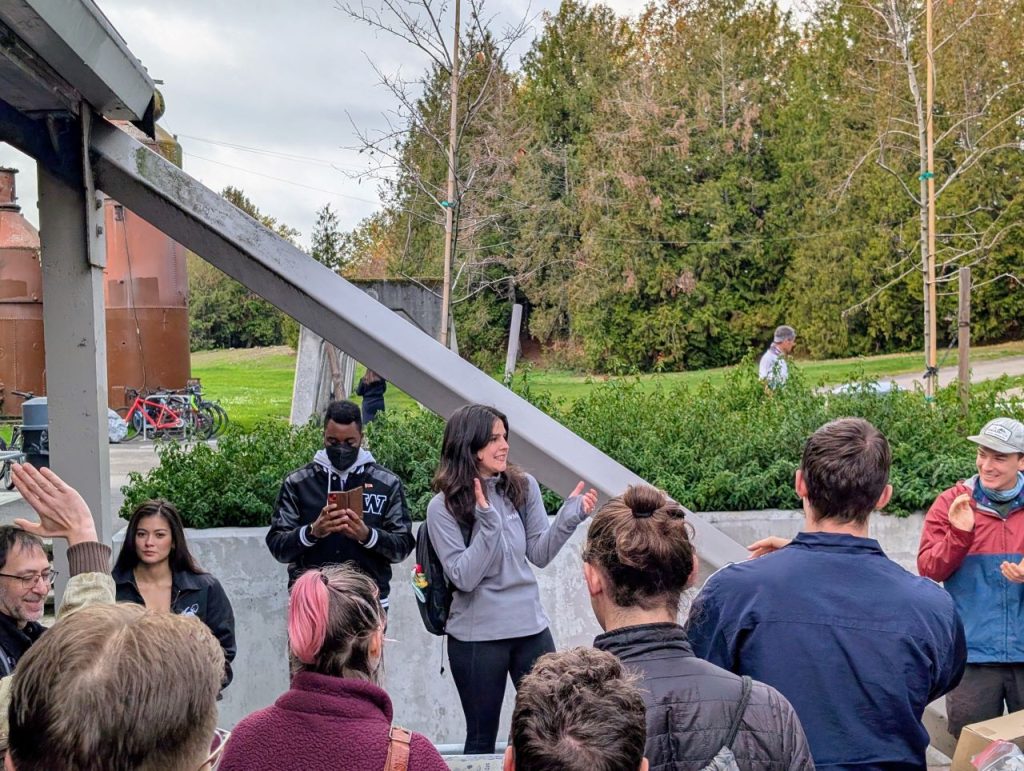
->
xmin=969 ymin=418 xmax=1024 ymax=455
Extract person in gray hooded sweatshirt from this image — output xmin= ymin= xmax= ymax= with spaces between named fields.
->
xmin=426 ymin=403 xmax=598 ymax=755
xmin=267 ymin=400 xmax=414 ymax=609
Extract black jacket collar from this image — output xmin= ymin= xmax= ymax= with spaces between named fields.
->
xmin=112 ymin=564 xmax=205 ymax=591
xmin=0 ymin=611 xmax=45 ymax=668
xmin=594 ymin=622 xmax=695 ymax=659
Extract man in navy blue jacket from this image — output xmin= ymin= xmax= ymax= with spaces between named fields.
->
xmin=686 ymin=417 xmax=966 ymax=771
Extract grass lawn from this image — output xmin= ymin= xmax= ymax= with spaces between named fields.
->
xmin=530 ymin=340 xmax=1024 ymax=403
xmin=191 ymin=346 xmax=419 ymax=431
xmin=191 ymin=340 xmax=1024 ymax=431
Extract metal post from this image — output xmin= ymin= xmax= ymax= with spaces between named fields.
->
xmin=439 ymin=0 xmax=460 ymax=349
xmin=924 ymin=0 xmax=938 ymax=398
xmin=504 ymin=303 xmax=523 ymax=384
xmin=958 ymin=267 xmax=971 ymax=415
xmin=37 ymin=113 xmax=113 ymax=600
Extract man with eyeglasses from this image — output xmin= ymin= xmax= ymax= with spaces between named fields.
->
xmin=0 ymin=527 xmax=56 ymax=675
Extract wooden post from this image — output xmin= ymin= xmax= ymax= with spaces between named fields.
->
xmin=439 ymin=0 xmax=460 ymax=349
xmin=924 ymin=0 xmax=938 ymax=399
xmin=958 ymin=267 xmax=971 ymax=414
xmin=503 ymin=303 xmax=523 ymax=384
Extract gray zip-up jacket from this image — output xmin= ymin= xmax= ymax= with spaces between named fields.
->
xmin=426 ymin=473 xmax=586 ymax=641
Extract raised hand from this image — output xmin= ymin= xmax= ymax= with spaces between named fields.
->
xmin=11 ymin=464 xmax=97 ymax=546
xmin=569 ymin=481 xmax=599 ymax=516
xmin=474 ymin=478 xmax=490 ymax=510
xmin=747 ymin=536 xmax=791 ymax=559
xmin=948 ymin=493 xmax=975 ymax=532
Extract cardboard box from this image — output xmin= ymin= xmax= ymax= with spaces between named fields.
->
xmin=952 ymin=710 xmax=1024 ymax=771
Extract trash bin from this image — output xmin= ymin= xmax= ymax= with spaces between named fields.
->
xmin=20 ymin=397 xmax=49 ymax=470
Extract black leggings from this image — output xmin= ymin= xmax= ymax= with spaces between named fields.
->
xmin=448 ymin=628 xmax=555 ymax=754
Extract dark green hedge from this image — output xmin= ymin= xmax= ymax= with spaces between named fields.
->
xmin=120 ymin=365 xmax=1024 ymax=527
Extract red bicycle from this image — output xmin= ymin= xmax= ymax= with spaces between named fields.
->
xmin=116 ymin=388 xmax=186 ymax=441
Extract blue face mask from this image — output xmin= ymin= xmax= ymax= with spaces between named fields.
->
xmin=982 ymin=472 xmax=1024 ymax=503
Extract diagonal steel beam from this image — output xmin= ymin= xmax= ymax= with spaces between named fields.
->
xmin=89 ymin=119 xmax=748 ymax=569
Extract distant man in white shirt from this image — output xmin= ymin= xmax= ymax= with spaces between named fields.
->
xmin=759 ymin=325 xmax=796 ymax=388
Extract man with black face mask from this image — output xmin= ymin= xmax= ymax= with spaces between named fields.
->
xmin=267 ymin=400 xmax=414 ymax=609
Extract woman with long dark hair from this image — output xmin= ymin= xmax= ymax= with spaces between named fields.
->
xmin=426 ymin=403 xmax=597 ymax=754
xmin=113 ymin=499 xmax=236 ymax=688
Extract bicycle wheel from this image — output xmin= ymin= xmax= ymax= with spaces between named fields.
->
xmin=185 ymin=406 xmax=212 ymax=439
xmin=0 ymin=436 xmax=9 ymax=492
xmin=3 ymin=429 xmax=21 ymax=491
xmin=116 ymin=407 xmax=142 ymax=442
xmin=209 ymin=402 xmax=229 ymax=437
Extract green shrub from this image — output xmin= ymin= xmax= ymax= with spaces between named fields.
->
xmin=119 ymin=420 xmax=322 ymax=527
xmin=120 ymin=365 xmax=1024 ymax=527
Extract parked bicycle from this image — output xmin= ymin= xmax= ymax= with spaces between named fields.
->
xmin=0 ymin=389 xmax=34 ymax=490
xmin=115 ymin=382 xmax=229 ymax=442
xmin=116 ymin=388 xmax=187 ymax=441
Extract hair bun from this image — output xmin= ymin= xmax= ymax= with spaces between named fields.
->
xmin=623 ymin=484 xmax=666 ymax=518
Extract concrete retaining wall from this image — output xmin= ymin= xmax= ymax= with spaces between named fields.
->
xmin=152 ymin=509 xmax=929 ymax=748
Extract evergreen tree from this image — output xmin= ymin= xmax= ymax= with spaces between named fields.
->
xmin=311 ymin=203 xmax=344 ymax=271
xmin=188 ymin=187 xmax=300 ymax=350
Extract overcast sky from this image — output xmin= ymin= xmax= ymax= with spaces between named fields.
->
xmin=0 ymin=0 xmax=647 ymax=250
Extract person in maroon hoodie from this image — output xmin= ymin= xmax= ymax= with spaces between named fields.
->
xmin=219 ymin=564 xmax=448 ymax=771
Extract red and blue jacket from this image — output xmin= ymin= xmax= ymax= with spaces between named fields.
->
xmin=918 ymin=475 xmax=1024 ymax=663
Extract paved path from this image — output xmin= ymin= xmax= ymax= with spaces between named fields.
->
xmin=869 ymin=355 xmax=1024 ymax=393
xmin=0 ymin=440 xmax=170 ymax=530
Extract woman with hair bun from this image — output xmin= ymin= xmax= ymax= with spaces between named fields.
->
xmin=219 ymin=565 xmax=448 ymax=771
xmin=585 ymin=485 xmax=814 ymax=770
xmin=427 ymin=403 xmax=598 ymax=755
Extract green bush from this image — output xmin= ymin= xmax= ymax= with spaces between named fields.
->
xmin=119 ymin=420 xmax=323 ymax=527
xmin=120 ymin=364 xmax=1024 ymax=527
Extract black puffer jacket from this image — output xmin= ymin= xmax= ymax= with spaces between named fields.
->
xmin=594 ymin=623 xmax=814 ymax=771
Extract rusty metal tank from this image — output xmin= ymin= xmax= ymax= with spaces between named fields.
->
xmin=104 ymin=121 xmax=191 ymax=408
xmin=0 ymin=168 xmax=46 ymax=417
xmin=0 ymin=122 xmax=191 ymax=416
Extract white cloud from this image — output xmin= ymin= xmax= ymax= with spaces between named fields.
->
xmin=0 ymin=0 xmax=609 ymax=248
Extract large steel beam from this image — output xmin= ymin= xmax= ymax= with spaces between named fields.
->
xmin=89 ymin=119 xmax=748 ymax=569
xmin=0 ymin=0 xmax=153 ymax=122
xmin=37 ymin=112 xmax=112 ymax=592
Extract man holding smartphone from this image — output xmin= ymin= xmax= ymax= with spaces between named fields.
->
xmin=267 ymin=400 xmax=415 ymax=610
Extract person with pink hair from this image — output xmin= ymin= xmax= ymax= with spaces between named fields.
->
xmin=219 ymin=565 xmax=448 ymax=770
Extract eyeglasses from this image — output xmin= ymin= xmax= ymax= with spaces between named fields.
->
xmin=0 ymin=570 xmax=58 ymax=589
xmin=200 ymin=727 xmax=231 ymax=770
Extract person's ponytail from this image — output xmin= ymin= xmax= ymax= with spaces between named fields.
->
xmin=289 ymin=571 xmax=330 ymax=665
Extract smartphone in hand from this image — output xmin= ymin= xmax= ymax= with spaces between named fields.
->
xmin=328 ymin=491 xmax=340 ymax=508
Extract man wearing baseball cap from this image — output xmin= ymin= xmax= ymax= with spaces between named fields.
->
xmin=918 ymin=417 xmax=1024 ymax=737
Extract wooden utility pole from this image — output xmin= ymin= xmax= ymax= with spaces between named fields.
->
xmin=924 ymin=0 xmax=938 ymax=398
xmin=439 ymin=0 xmax=460 ymax=349
xmin=958 ymin=267 xmax=971 ymax=414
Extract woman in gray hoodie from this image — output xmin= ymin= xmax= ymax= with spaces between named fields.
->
xmin=426 ymin=404 xmax=597 ymax=755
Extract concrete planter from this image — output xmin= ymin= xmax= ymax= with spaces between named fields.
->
xmin=152 ymin=509 xmax=927 ymax=747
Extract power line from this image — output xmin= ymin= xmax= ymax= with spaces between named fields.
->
xmin=177 ymin=133 xmax=366 ymax=172
xmin=183 ymin=152 xmax=383 ymax=206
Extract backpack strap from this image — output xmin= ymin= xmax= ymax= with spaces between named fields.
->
xmin=458 ymin=520 xmax=472 ymax=547
xmin=723 ymin=676 xmax=753 ymax=750
xmin=384 ymin=725 xmax=412 ymax=771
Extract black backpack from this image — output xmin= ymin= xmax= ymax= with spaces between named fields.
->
xmin=411 ymin=518 xmax=470 ymax=636
xmin=412 ymin=508 xmax=527 ymax=636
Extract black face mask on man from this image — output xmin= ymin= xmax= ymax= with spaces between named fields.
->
xmin=326 ymin=443 xmax=360 ymax=472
